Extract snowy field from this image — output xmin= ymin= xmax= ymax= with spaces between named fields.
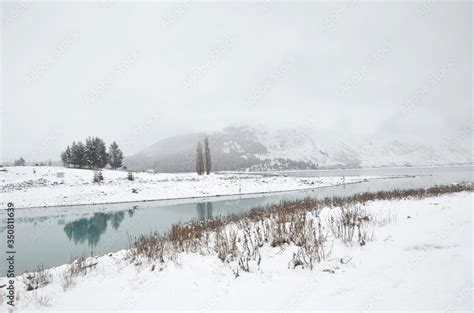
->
xmin=2 ymin=191 xmax=471 ymax=311
xmin=0 ymin=166 xmax=374 ymax=209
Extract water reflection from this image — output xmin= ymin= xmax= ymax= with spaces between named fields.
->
xmin=111 ymin=211 xmax=125 ymax=230
xmin=10 ymin=166 xmax=472 ymax=274
xmin=128 ymin=206 xmax=138 ymax=217
xmin=63 ymin=211 xmax=128 ymax=247
xmin=196 ymin=202 xmax=213 ymax=220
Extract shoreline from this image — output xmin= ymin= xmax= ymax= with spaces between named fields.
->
xmin=8 ymin=177 xmax=368 ymax=210
xmin=5 ymin=174 xmax=415 ymax=210
xmin=3 ymin=187 xmax=472 ymax=310
xmin=233 ymin=163 xmax=474 ymax=175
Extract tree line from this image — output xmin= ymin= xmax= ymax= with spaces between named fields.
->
xmin=196 ymin=137 xmax=211 ymax=175
xmin=60 ymin=137 xmax=124 ymax=169
xmin=13 ymin=157 xmax=26 ymax=166
xmin=11 ymin=157 xmax=53 ymax=167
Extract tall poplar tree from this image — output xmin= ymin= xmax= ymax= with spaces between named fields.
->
xmin=196 ymin=142 xmax=204 ymax=175
xmin=204 ymin=137 xmax=211 ymax=175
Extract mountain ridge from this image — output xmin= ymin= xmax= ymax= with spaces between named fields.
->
xmin=125 ymin=126 xmax=472 ymax=172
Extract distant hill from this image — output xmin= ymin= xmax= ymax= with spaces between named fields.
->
xmin=125 ymin=125 xmax=472 ymax=172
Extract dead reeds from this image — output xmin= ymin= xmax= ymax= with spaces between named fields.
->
xmin=128 ymin=183 xmax=471 ymax=271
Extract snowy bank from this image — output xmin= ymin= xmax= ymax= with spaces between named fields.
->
xmin=1 ymin=185 xmax=472 ymax=311
xmin=0 ymin=166 xmax=375 ymax=209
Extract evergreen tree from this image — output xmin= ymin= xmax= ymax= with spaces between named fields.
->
xmin=78 ymin=142 xmax=86 ymax=167
xmin=13 ymin=157 xmax=26 ymax=166
xmin=204 ymin=137 xmax=211 ymax=175
xmin=70 ymin=142 xmax=77 ymax=167
xmin=108 ymin=141 xmax=124 ymax=170
xmin=71 ymin=141 xmax=86 ymax=168
xmin=65 ymin=146 xmax=72 ymax=166
xmin=196 ymin=142 xmax=204 ymax=175
xmin=48 ymin=159 xmax=52 ymax=166
xmin=95 ymin=138 xmax=108 ymax=169
xmin=84 ymin=137 xmax=94 ymax=168
xmin=61 ymin=146 xmax=72 ymax=167
xmin=60 ymin=149 xmax=67 ymax=166
xmin=85 ymin=137 xmax=108 ymax=169
xmin=61 ymin=137 xmax=115 ymax=169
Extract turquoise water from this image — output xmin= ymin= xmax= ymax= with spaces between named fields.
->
xmin=1 ymin=165 xmax=472 ymax=274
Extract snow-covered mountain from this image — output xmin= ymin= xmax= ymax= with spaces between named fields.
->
xmin=125 ymin=125 xmax=472 ymax=172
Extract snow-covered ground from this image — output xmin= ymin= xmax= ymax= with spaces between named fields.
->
xmin=2 ymin=191 xmax=471 ymax=311
xmin=0 ymin=166 xmax=375 ymax=209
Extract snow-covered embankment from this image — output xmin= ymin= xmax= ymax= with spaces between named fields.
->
xmin=0 ymin=166 xmax=373 ymax=209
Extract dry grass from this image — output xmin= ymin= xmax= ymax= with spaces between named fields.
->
xmin=60 ymin=255 xmax=98 ymax=291
xmin=326 ymin=205 xmax=371 ymax=245
xmin=60 ymin=269 xmax=75 ymax=291
xmin=128 ymin=232 xmax=166 ymax=264
xmin=128 ymin=183 xmax=471 ymax=272
xmin=22 ymin=265 xmax=53 ymax=291
xmin=30 ymin=291 xmax=51 ymax=307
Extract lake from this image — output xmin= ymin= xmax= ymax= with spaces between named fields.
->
xmin=1 ymin=165 xmax=472 ymax=274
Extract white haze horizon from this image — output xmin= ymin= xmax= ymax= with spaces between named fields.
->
xmin=1 ymin=1 xmax=472 ymax=163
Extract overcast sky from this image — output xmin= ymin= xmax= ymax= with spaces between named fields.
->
xmin=1 ymin=1 xmax=472 ymax=162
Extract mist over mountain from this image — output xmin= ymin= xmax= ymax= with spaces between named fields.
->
xmin=125 ymin=125 xmax=472 ymax=172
